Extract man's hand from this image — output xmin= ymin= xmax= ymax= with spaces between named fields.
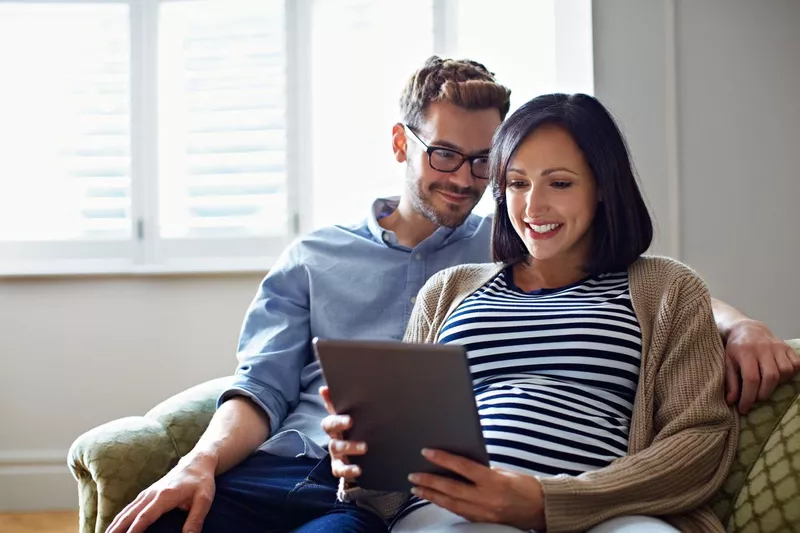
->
xmin=105 ymin=452 xmax=217 ymax=533
xmin=724 ymin=319 xmax=800 ymax=414
xmin=408 ymin=449 xmax=545 ymax=531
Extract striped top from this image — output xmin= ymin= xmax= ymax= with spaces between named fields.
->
xmin=397 ymin=267 xmax=642 ymax=522
xmin=349 ymin=258 xmax=737 ymax=533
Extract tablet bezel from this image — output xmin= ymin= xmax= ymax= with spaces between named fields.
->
xmin=313 ymin=337 xmax=489 ymax=491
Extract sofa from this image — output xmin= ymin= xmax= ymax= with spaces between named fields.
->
xmin=69 ymin=339 xmax=800 ymax=533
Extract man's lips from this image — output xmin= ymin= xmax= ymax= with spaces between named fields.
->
xmin=436 ymin=189 xmax=474 ymax=205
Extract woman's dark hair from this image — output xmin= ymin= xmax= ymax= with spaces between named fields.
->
xmin=490 ymin=93 xmax=653 ymax=274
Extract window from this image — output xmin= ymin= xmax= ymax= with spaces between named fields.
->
xmin=0 ymin=0 xmax=592 ymax=275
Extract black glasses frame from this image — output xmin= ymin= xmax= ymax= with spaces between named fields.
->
xmin=403 ymin=124 xmax=490 ymax=179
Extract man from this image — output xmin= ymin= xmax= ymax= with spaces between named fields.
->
xmin=107 ymin=56 xmax=799 ymax=533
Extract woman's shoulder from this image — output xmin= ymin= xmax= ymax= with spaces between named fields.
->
xmin=421 ymin=262 xmax=503 ymax=295
xmin=630 ymin=255 xmax=711 ymax=303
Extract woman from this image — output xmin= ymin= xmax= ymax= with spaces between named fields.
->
xmin=322 ymin=93 xmax=739 ymax=532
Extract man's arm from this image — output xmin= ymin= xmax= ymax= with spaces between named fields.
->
xmin=188 ymin=396 xmax=271 ymax=475
xmin=107 ymin=244 xmax=311 ymax=533
xmin=711 ymin=297 xmax=800 ymax=414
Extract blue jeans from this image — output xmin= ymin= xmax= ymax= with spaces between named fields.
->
xmin=146 ymin=452 xmax=386 ymax=533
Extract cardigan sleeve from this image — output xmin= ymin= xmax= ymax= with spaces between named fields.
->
xmin=538 ymin=279 xmax=739 ymax=533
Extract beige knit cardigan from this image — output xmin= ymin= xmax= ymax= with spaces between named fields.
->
xmin=344 ymin=256 xmax=739 ymax=533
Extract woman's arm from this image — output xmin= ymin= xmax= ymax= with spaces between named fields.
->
xmin=538 ymin=280 xmax=739 ymax=533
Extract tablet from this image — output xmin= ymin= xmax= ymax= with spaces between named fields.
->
xmin=313 ymin=338 xmax=489 ymax=491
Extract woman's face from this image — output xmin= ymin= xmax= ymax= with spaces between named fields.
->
xmin=505 ymin=123 xmax=598 ymax=266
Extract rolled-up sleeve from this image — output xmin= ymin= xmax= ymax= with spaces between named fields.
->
xmin=218 ymin=242 xmax=311 ymax=436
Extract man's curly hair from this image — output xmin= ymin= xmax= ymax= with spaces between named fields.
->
xmin=400 ymin=56 xmax=512 ymax=129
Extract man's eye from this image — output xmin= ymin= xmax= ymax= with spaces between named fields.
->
xmin=436 ymin=150 xmax=458 ymax=159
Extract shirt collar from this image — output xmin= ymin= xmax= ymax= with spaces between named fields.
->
xmin=366 ymin=196 xmax=482 ymax=251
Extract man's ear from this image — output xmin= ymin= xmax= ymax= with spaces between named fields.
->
xmin=392 ymin=123 xmax=407 ymax=163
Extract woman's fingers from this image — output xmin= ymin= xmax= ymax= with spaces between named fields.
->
xmin=319 ymin=386 xmax=336 ymax=414
xmin=330 ymin=439 xmax=367 ymax=457
xmin=321 ymin=414 xmax=353 ymax=435
xmin=332 ymin=457 xmax=362 ymax=480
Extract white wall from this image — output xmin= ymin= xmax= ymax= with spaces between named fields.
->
xmin=593 ymin=0 xmax=800 ymax=339
xmin=1 ymin=0 xmax=799 ymax=513
xmin=675 ymin=0 xmax=800 ymax=338
xmin=0 ymin=274 xmax=259 ymax=510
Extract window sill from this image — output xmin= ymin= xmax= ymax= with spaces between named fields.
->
xmin=0 ymin=257 xmax=275 ymax=278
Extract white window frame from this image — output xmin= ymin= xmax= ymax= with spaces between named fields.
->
xmin=0 ymin=0 xmax=591 ymax=277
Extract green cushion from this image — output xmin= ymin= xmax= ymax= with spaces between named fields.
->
xmin=727 ymin=393 xmax=800 ymax=531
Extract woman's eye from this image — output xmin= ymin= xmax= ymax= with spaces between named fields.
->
xmin=508 ymin=180 xmax=527 ymax=189
xmin=552 ymin=181 xmax=572 ymax=189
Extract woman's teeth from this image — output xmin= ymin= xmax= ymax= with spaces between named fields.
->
xmin=531 ymin=223 xmax=562 ymax=234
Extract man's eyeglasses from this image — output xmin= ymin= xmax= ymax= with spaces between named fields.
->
xmin=404 ymin=124 xmax=490 ymax=180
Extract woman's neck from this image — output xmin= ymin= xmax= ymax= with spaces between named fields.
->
xmin=512 ymin=258 xmax=588 ymax=293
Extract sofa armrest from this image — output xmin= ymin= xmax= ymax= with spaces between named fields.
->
xmin=68 ymin=377 xmax=233 ymax=533
xmin=144 ymin=377 xmax=234 ymax=457
xmin=711 ymin=338 xmax=800 ymax=528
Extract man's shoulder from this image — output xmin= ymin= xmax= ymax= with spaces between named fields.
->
xmin=268 ymin=220 xmax=371 ymax=274
xmin=461 ymin=212 xmax=493 ymax=236
xmin=290 ymin=219 xmax=371 ymax=251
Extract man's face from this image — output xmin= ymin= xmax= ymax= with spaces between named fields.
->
xmin=398 ymin=102 xmax=502 ymax=228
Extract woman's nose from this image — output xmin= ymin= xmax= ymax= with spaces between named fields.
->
xmin=525 ymin=186 xmax=548 ymax=217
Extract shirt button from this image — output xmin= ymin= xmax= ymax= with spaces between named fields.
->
xmin=382 ymin=232 xmax=389 ymax=241
xmin=410 ymin=296 xmax=417 ymax=304
xmin=415 ymin=253 xmax=422 ymax=260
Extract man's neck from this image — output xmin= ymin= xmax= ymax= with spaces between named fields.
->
xmin=378 ymin=197 xmax=440 ymax=248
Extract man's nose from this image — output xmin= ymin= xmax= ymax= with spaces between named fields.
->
xmin=447 ymin=161 xmax=475 ymax=189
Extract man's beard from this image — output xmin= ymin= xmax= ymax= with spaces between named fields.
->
xmin=408 ymin=172 xmax=480 ymax=228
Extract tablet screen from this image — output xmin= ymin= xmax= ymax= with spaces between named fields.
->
xmin=314 ymin=338 xmax=489 ymax=491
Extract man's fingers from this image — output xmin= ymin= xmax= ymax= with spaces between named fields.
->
xmin=737 ymin=355 xmax=761 ymax=415
xmin=775 ymin=348 xmax=797 ymax=383
xmin=332 ymin=458 xmax=361 ymax=480
xmin=319 ymin=386 xmax=336 ymax=415
xmin=757 ymin=354 xmax=781 ymax=401
xmin=106 ymin=492 xmax=151 ymax=533
xmin=724 ymin=357 xmax=740 ymax=406
xmin=126 ymin=491 xmax=174 ymax=533
xmin=181 ymin=489 xmax=213 ymax=533
xmin=788 ymin=346 xmax=800 ymax=370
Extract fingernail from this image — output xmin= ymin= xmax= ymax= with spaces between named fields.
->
xmin=356 ymin=442 xmax=367 ymax=452
xmin=351 ymin=466 xmax=361 ymax=475
xmin=408 ymin=473 xmax=420 ymax=483
xmin=340 ymin=416 xmax=351 ymax=424
xmin=410 ymin=487 xmax=421 ymax=496
xmin=421 ymin=448 xmax=433 ymax=458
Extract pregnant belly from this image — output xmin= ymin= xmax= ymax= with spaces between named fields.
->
xmin=475 ymin=380 xmax=631 ymax=477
